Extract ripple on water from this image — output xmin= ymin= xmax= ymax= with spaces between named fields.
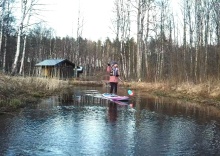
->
xmin=1 ymin=88 xmax=220 ymax=155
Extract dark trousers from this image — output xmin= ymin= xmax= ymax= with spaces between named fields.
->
xmin=110 ymin=82 xmax=118 ymax=94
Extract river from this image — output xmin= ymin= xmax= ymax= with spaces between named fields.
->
xmin=0 ymin=86 xmax=220 ymax=156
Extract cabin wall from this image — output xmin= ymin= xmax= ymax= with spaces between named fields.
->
xmin=35 ymin=65 xmax=74 ymax=79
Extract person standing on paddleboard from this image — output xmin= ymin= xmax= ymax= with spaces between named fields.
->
xmin=107 ymin=61 xmax=120 ymax=94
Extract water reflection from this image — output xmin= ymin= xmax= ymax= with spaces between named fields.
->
xmin=0 ymin=87 xmax=220 ymax=155
xmin=137 ymin=95 xmax=220 ymax=123
xmin=108 ymin=101 xmax=117 ymax=123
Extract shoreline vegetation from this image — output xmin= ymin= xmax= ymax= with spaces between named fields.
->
xmin=1 ymin=74 xmax=220 ymax=113
xmin=72 ymin=80 xmax=220 ymax=108
xmin=0 ymin=74 xmax=70 ymax=113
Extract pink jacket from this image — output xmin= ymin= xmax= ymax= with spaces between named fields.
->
xmin=107 ymin=66 xmax=119 ymax=83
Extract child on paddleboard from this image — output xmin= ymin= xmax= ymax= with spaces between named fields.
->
xmin=107 ymin=61 xmax=119 ymax=94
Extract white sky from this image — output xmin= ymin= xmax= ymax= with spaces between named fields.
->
xmin=38 ymin=0 xmax=115 ymax=41
xmin=35 ymin=0 xmax=180 ymax=41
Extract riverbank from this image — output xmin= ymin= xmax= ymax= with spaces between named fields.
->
xmin=71 ymin=80 xmax=220 ymax=108
xmin=1 ymin=74 xmax=220 ymax=113
xmin=134 ymin=81 xmax=220 ymax=108
xmin=0 ymin=74 xmax=70 ymax=112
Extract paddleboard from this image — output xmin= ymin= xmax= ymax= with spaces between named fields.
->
xmin=102 ymin=93 xmax=129 ymax=101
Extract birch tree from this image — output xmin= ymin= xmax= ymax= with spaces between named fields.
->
xmin=0 ymin=0 xmax=6 ymax=68
xmin=181 ymin=0 xmax=188 ymax=81
xmin=112 ymin=0 xmax=131 ymax=79
xmin=19 ymin=3 xmax=32 ymax=75
xmin=136 ymin=0 xmax=146 ymax=81
xmin=11 ymin=0 xmax=38 ymax=75
xmin=142 ymin=0 xmax=155 ymax=80
xmin=186 ymin=0 xmax=194 ymax=79
xmin=76 ymin=4 xmax=84 ymax=66
xmin=0 ymin=0 xmax=9 ymax=73
xmin=203 ymin=0 xmax=211 ymax=80
xmin=194 ymin=0 xmax=207 ymax=82
xmin=212 ymin=0 xmax=220 ymax=79
xmin=154 ymin=0 xmax=169 ymax=81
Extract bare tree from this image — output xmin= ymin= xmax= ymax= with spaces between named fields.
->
xmin=0 ymin=0 xmax=10 ymax=73
xmin=143 ymin=0 xmax=155 ymax=80
xmin=19 ymin=2 xmax=33 ymax=75
xmin=76 ymin=2 xmax=84 ymax=66
xmin=186 ymin=0 xmax=194 ymax=80
xmin=112 ymin=0 xmax=131 ymax=79
xmin=136 ymin=0 xmax=146 ymax=81
xmin=0 ymin=0 xmax=6 ymax=65
xmin=11 ymin=0 xmax=41 ymax=75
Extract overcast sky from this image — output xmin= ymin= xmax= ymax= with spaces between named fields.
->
xmin=37 ymin=0 xmax=115 ymax=40
xmin=35 ymin=0 xmax=180 ymax=41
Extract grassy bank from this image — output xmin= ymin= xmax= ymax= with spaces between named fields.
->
xmin=120 ymin=81 xmax=220 ymax=108
xmin=0 ymin=74 xmax=70 ymax=112
xmin=71 ymin=79 xmax=220 ymax=108
xmin=1 ymin=74 xmax=220 ymax=112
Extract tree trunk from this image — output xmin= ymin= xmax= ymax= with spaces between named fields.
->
xmin=11 ymin=24 xmax=22 ymax=75
xmin=19 ymin=34 xmax=27 ymax=75
xmin=0 ymin=0 xmax=6 ymax=67
xmin=136 ymin=0 xmax=144 ymax=81
xmin=2 ymin=34 xmax=7 ymax=73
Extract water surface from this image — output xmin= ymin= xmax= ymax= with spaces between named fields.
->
xmin=0 ymin=87 xmax=220 ymax=155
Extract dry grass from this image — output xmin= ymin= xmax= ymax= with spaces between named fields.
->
xmin=71 ymin=78 xmax=220 ymax=102
xmin=0 ymin=74 xmax=70 ymax=111
xmin=124 ymin=80 xmax=220 ymax=107
xmin=70 ymin=79 xmax=104 ymax=86
xmin=2 ymin=72 xmax=220 ymax=111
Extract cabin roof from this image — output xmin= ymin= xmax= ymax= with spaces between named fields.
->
xmin=35 ymin=59 xmax=75 ymax=67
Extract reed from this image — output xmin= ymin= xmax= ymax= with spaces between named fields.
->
xmin=1 ymin=73 xmax=220 ymax=111
xmin=126 ymin=80 xmax=220 ymax=105
xmin=0 ymin=74 xmax=70 ymax=110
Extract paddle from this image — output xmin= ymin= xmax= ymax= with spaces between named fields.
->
xmin=119 ymin=77 xmax=134 ymax=96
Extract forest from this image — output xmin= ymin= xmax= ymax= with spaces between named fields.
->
xmin=0 ymin=0 xmax=220 ymax=84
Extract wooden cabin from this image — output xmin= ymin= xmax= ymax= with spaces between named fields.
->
xmin=35 ymin=59 xmax=75 ymax=79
